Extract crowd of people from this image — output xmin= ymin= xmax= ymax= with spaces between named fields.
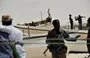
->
xmin=46 ymin=19 xmax=90 ymax=58
xmin=0 ymin=14 xmax=90 ymax=58
xmin=69 ymin=14 xmax=86 ymax=30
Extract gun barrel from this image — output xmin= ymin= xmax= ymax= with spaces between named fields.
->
xmin=43 ymin=48 xmax=48 ymax=54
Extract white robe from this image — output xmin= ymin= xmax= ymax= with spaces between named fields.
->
xmin=0 ymin=25 xmax=26 ymax=58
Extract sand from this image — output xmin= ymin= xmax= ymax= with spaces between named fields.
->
xmin=23 ymin=33 xmax=87 ymax=58
xmin=24 ymin=46 xmax=51 ymax=58
xmin=17 ymin=24 xmax=88 ymax=58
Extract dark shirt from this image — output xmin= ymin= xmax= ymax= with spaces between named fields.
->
xmin=69 ymin=17 xmax=73 ymax=23
xmin=87 ymin=29 xmax=90 ymax=41
xmin=46 ymin=29 xmax=69 ymax=49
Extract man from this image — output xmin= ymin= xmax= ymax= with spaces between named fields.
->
xmin=0 ymin=15 xmax=26 ymax=58
xmin=46 ymin=9 xmax=52 ymax=23
xmin=87 ymin=17 xmax=90 ymax=27
xmin=87 ymin=29 xmax=90 ymax=58
xmin=75 ymin=15 xmax=85 ymax=30
xmin=77 ymin=15 xmax=82 ymax=30
xmin=69 ymin=14 xmax=73 ymax=29
xmin=46 ymin=19 xmax=69 ymax=58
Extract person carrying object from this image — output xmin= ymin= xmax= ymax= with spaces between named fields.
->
xmin=45 ymin=19 xmax=80 ymax=58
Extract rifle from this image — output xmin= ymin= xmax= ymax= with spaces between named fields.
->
xmin=43 ymin=48 xmax=48 ymax=56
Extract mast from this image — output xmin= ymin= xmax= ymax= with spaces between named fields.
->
xmin=40 ymin=11 xmax=43 ymax=21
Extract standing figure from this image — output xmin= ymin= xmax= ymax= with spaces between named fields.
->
xmin=46 ymin=9 xmax=52 ymax=23
xmin=87 ymin=17 xmax=90 ymax=27
xmin=69 ymin=14 xmax=73 ymax=29
xmin=0 ymin=15 xmax=26 ymax=58
xmin=75 ymin=15 xmax=85 ymax=30
xmin=87 ymin=29 xmax=90 ymax=58
xmin=46 ymin=19 xmax=69 ymax=58
xmin=78 ymin=15 xmax=82 ymax=30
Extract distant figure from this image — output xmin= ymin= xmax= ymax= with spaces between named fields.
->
xmin=87 ymin=29 xmax=90 ymax=58
xmin=69 ymin=14 xmax=73 ymax=29
xmin=75 ymin=15 xmax=85 ymax=30
xmin=0 ymin=15 xmax=26 ymax=58
xmin=87 ymin=17 xmax=90 ymax=27
xmin=46 ymin=19 xmax=69 ymax=58
xmin=31 ymin=21 xmax=35 ymax=26
xmin=46 ymin=9 xmax=52 ymax=23
xmin=48 ymin=9 xmax=51 ymax=17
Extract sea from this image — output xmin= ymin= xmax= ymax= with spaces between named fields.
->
xmin=0 ymin=0 xmax=90 ymax=26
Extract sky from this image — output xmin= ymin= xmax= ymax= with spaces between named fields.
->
xmin=0 ymin=0 xmax=90 ymax=25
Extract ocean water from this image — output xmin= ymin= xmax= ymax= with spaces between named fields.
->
xmin=0 ymin=0 xmax=90 ymax=26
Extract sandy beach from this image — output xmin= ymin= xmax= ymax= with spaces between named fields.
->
xmin=16 ymin=24 xmax=89 ymax=58
xmin=24 ymin=46 xmax=89 ymax=58
xmin=23 ymin=32 xmax=88 ymax=58
xmin=24 ymin=46 xmax=51 ymax=58
xmin=23 ymin=37 xmax=88 ymax=58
